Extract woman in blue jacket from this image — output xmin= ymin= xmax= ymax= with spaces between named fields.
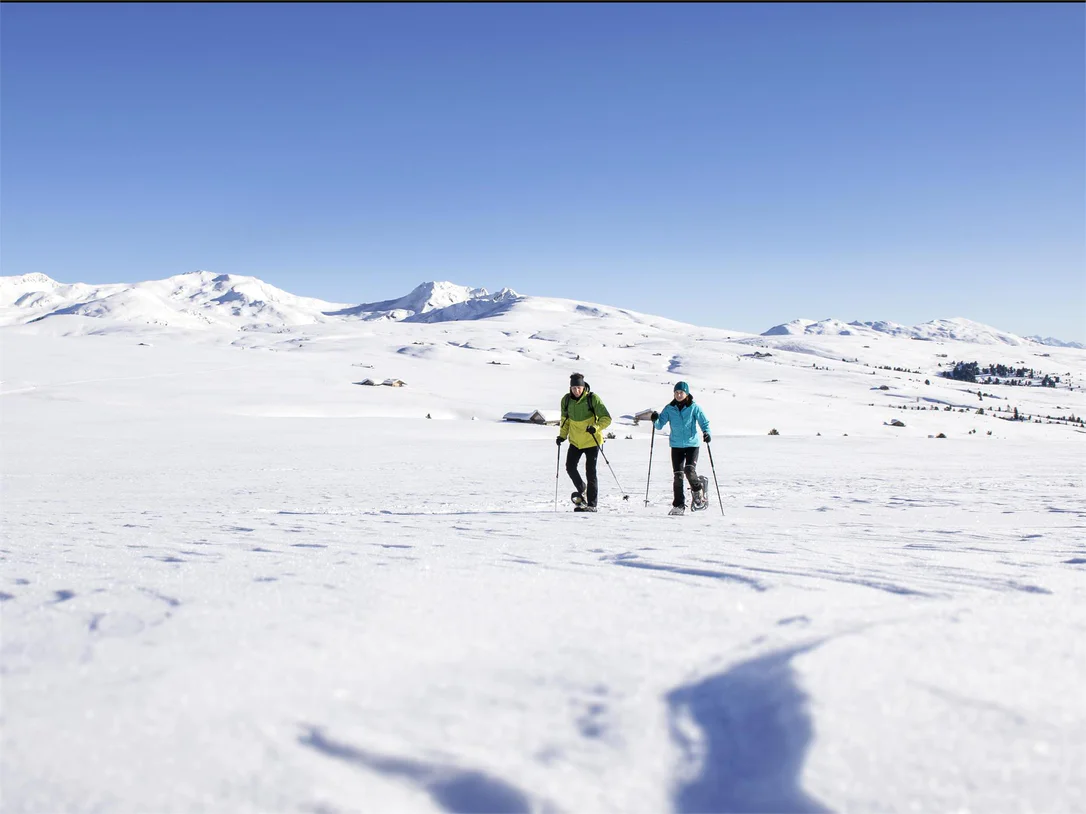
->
xmin=651 ymin=381 xmax=711 ymax=511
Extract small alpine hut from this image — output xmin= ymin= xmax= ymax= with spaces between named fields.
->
xmin=355 ymin=378 xmax=407 ymax=387
xmin=633 ymin=408 xmax=656 ymax=425
xmin=503 ymin=410 xmax=559 ymax=426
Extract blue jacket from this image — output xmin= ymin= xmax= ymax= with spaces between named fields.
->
xmin=654 ymin=397 xmax=710 ymax=448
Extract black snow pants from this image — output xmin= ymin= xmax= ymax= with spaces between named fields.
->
xmin=671 ymin=447 xmax=702 ymax=507
xmin=566 ymin=445 xmax=599 ymax=507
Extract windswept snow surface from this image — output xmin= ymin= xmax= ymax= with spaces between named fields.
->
xmin=2 ymin=281 xmax=1085 ymax=813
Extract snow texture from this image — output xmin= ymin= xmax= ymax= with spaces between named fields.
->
xmin=2 ymin=273 xmax=1084 ymax=812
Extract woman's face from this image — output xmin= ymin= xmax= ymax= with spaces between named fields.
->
xmin=674 ymin=389 xmax=687 ymax=402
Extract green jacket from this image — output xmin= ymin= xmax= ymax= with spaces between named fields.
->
xmin=559 ymin=386 xmax=612 ymax=449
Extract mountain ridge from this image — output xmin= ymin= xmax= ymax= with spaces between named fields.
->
xmin=761 ymin=316 xmax=1084 ymax=349
xmin=1 ymin=271 xmax=1080 ymax=348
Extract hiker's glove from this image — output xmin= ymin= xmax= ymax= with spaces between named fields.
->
xmin=650 ymin=411 xmax=659 ymax=421
xmin=556 ymin=436 xmax=564 ymax=446
xmin=703 ymin=432 xmax=711 ymax=443
xmin=587 ymin=426 xmax=597 ymax=435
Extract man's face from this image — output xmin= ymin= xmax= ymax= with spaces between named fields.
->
xmin=571 ymin=385 xmax=585 ymax=397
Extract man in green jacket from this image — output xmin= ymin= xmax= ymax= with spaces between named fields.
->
xmin=556 ymin=372 xmax=612 ymax=511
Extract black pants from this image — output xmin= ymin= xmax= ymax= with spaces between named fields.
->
xmin=671 ymin=447 xmax=702 ymax=507
xmin=566 ymin=445 xmax=599 ymax=506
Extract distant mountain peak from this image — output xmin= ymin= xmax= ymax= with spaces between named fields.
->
xmin=11 ymin=272 xmax=58 ymax=285
xmin=356 ymin=281 xmax=490 ymax=315
xmin=1 ymin=273 xmax=65 ymax=309
xmin=760 ymin=316 xmax=1081 ymax=347
xmin=1026 ymin=335 xmax=1086 ymax=350
xmin=0 ymin=270 xmax=352 ymax=330
xmin=326 ymin=280 xmax=519 ymax=322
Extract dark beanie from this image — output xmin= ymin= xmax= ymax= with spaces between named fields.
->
xmin=570 ymin=373 xmax=585 ymax=387
xmin=674 ymin=381 xmax=690 ymax=393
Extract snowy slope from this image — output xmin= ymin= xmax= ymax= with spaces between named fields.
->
xmin=3 ymin=274 xmax=1084 ymax=442
xmin=2 ymin=269 xmax=1085 ymax=811
xmin=2 ymin=317 xmax=1084 ymax=813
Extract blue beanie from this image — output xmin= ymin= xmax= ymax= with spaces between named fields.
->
xmin=674 ymin=381 xmax=689 ymax=393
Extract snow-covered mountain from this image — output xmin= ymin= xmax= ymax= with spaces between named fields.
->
xmin=403 ymin=287 xmax=521 ymax=324
xmin=761 ymin=316 xmax=1065 ymax=347
xmin=0 ymin=272 xmax=1079 ymax=348
xmin=361 ymin=281 xmax=490 ymax=314
xmin=1026 ymin=335 xmax=1086 ymax=350
xmin=0 ymin=273 xmax=529 ymax=331
xmin=324 ymin=281 xmax=522 ymax=323
xmin=763 ymin=318 xmax=878 ymax=338
xmin=0 ymin=271 xmax=352 ymax=330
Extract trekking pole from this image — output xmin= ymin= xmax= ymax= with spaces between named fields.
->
xmin=705 ymin=441 xmax=724 ymax=516
xmin=593 ymin=431 xmax=629 ymax=501
xmin=644 ymin=424 xmax=656 ymax=506
xmin=554 ymin=444 xmax=561 ymax=512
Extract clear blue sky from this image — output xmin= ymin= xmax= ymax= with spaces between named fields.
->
xmin=3 ymin=3 xmax=1084 ymax=340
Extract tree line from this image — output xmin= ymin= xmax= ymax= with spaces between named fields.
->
xmin=942 ymin=361 xmax=1061 ymax=387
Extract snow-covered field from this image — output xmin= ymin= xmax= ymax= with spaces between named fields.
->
xmin=2 ymin=274 xmax=1084 ymax=812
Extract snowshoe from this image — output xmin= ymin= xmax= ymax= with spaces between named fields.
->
xmin=691 ymin=477 xmax=710 ymax=511
xmin=668 ymin=505 xmax=686 ymax=516
xmin=571 ymin=491 xmax=586 ymax=507
xmin=574 ymin=505 xmax=598 ymax=513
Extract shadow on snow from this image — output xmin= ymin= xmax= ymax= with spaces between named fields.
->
xmin=666 ymin=643 xmax=830 ymax=814
xmin=605 ymin=553 xmax=768 ymax=591
xmin=298 ymin=726 xmax=537 ymax=814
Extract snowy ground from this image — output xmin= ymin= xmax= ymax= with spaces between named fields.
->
xmin=2 ymin=315 xmax=1085 ymax=813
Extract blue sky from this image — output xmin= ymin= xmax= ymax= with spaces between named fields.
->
xmin=3 ymin=3 xmax=1083 ymax=340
